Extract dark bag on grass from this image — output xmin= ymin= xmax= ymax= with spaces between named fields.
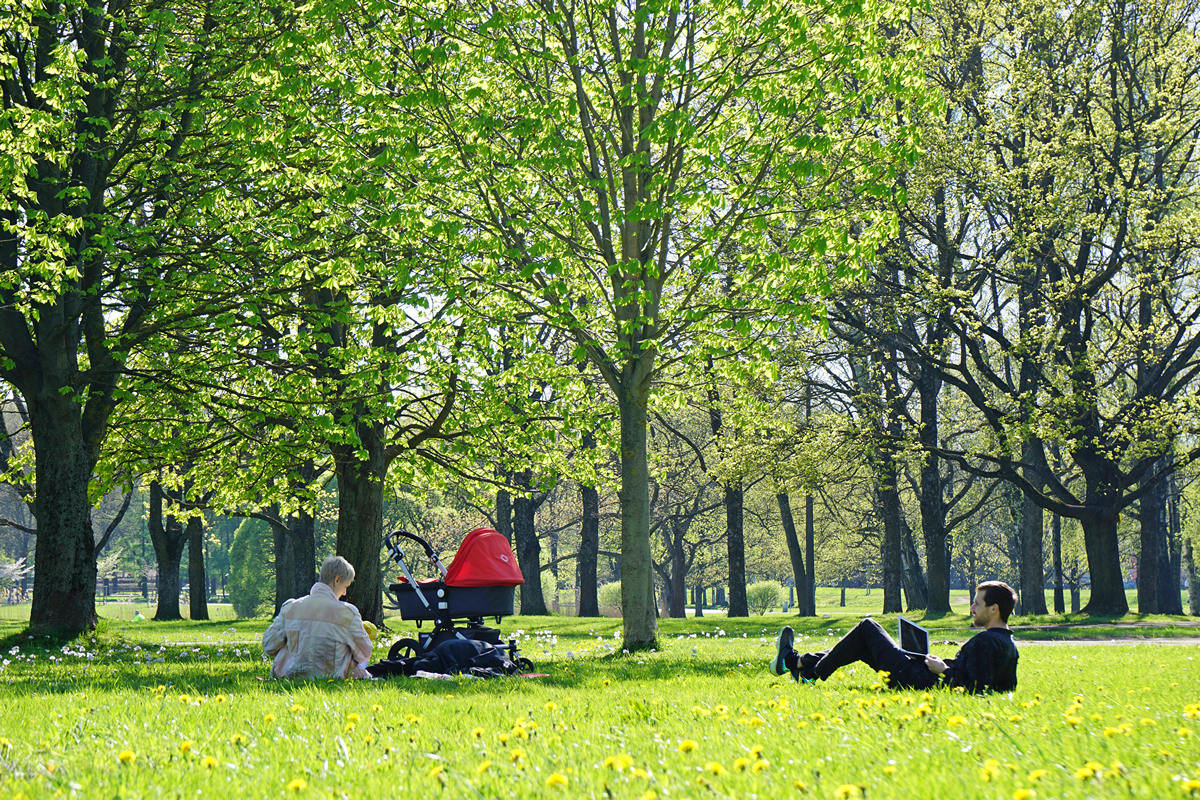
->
xmin=367 ymin=637 xmax=519 ymax=679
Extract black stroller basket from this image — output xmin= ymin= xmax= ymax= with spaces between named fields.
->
xmin=383 ymin=529 xmax=529 ymax=669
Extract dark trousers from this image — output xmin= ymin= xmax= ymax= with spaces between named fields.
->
xmin=813 ymin=618 xmax=936 ymax=688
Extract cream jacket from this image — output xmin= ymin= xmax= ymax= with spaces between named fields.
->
xmin=262 ymin=582 xmax=373 ymax=679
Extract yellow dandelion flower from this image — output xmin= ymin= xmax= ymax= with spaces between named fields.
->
xmin=471 ymin=727 xmax=485 ymax=739
xmin=497 ymin=733 xmax=510 ymax=745
xmin=604 ymin=753 xmax=634 ymax=771
xmin=947 ymin=715 xmax=966 ymax=727
xmin=371 ymin=704 xmax=383 ymax=712
xmin=703 ymin=761 xmax=728 ymax=776
xmin=1012 ymin=790 xmax=1034 ymax=800
xmin=794 ymin=779 xmax=809 ymax=792
xmin=602 ymin=679 xmax=610 ymax=686
xmin=405 ymin=714 xmax=421 ymax=724
xmin=883 ymin=765 xmax=897 ymax=775
xmin=117 ymin=749 xmax=135 ymax=765
xmin=290 ymin=704 xmax=305 ymax=713
xmin=1027 ymin=769 xmax=1047 ymax=782
xmin=834 ymin=784 xmax=863 ymax=800
xmin=476 ymin=760 xmax=493 ymax=774
xmin=545 ymin=772 xmax=568 ymax=788
xmin=733 ymin=757 xmax=750 ymax=771
xmin=201 ymin=756 xmax=218 ymax=768
xmin=1182 ymin=778 xmax=1200 ymax=795
xmin=510 ymin=748 xmax=526 ymax=762
xmin=180 ymin=740 xmax=195 ymax=754
xmin=214 ymin=694 xmax=227 ymax=704
xmin=347 ymin=713 xmax=361 ymax=724
xmin=1009 ymin=714 xmax=1023 ymax=722
xmin=750 ymin=744 xmax=764 ymax=758
xmin=263 ymin=713 xmax=276 ymax=724
xmin=1064 ymin=716 xmax=1082 ymax=727
xmin=544 ymin=702 xmax=558 ymax=711
xmin=0 ymin=738 xmax=10 ymax=749
xmin=679 ymin=739 xmax=698 ymax=753
xmin=428 ymin=765 xmax=446 ymax=783
xmin=639 ymin=792 xmax=659 ymax=800
xmin=1074 ymin=765 xmax=1097 ymax=780
xmin=631 ymin=767 xmax=649 ymax=779
xmin=230 ymin=733 xmax=247 ymax=746
xmin=286 ymin=778 xmax=307 ymax=792
xmin=751 ymin=759 xmax=769 ymax=773
xmin=364 ymin=734 xmax=376 ymax=745
xmin=1178 ymin=727 xmax=1193 ymax=737
xmin=344 ymin=723 xmax=356 ymax=734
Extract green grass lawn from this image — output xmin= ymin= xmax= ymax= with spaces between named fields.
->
xmin=1 ymin=614 xmax=1198 ymax=799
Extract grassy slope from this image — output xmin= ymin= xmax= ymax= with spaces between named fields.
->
xmin=0 ymin=616 xmax=1198 ymax=799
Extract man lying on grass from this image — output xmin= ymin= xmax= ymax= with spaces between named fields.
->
xmin=771 ymin=581 xmax=1019 ymax=693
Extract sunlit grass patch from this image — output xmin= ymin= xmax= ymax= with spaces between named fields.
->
xmin=0 ymin=619 xmax=1197 ymax=798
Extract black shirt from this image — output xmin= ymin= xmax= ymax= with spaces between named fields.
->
xmin=941 ymin=628 xmax=1019 ymax=693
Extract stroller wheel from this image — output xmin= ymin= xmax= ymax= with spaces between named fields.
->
xmin=388 ymin=638 xmax=421 ymax=661
xmin=517 ymin=657 xmax=534 ymax=672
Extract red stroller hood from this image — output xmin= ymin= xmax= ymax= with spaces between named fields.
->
xmin=445 ymin=528 xmax=524 ymax=587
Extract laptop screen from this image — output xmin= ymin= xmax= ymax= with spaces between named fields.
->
xmin=898 ymin=617 xmax=929 ymax=655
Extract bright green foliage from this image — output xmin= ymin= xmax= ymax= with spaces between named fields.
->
xmin=228 ymin=520 xmax=273 ymax=619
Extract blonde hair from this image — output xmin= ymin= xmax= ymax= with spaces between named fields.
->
xmin=319 ymin=555 xmax=355 ymax=587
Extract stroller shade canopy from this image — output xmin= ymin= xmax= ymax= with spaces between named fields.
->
xmin=444 ymin=528 xmax=524 ymax=587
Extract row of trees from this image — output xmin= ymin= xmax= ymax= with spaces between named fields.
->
xmin=2 ymin=0 xmax=1198 ymax=648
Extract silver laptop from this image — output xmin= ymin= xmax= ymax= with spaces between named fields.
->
xmin=898 ymin=617 xmax=929 ymax=658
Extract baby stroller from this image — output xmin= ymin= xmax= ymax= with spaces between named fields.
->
xmin=384 ymin=527 xmax=533 ymax=670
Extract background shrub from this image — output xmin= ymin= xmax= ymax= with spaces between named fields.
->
xmin=746 ymin=580 xmax=784 ymax=615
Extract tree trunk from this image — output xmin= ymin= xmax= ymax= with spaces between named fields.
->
xmin=917 ymin=373 xmax=950 ymax=614
xmin=272 ymin=511 xmax=294 ymax=616
xmin=1185 ymin=538 xmax=1199 ymax=616
xmin=291 ymin=509 xmax=316 ymax=598
xmin=27 ymin=393 xmax=98 ymax=635
xmin=512 ymin=478 xmax=547 ymax=615
xmin=1019 ymin=442 xmax=1048 ymax=615
xmin=1052 ymin=512 xmax=1065 ymax=614
xmin=694 ymin=582 xmax=704 ymax=617
xmin=187 ymin=514 xmax=208 ymax=621
xmin=778 ymin=493 xmax=811 ymax=616
xmin=900 ymin=520 xmax=928 ymax=610
xmin=617 ymin=383 xmax=656 ymax=649
xmin=667 ymin=537 xmax=687 ymax=618
xmin=876 ymin=474 xmax=905 ymax=613
xmin=725 ymin=482 xmax=747 ymax=617
xmin=1079 ymin=502 xmax=1128 ymax=616
xmin=577 ymin=481 xmax=600 ymax=616
xmin=805 ymin=490 xmax=816 ymax=615
xmin=148 ymin=482 xmax=185 ymax=621
xmin=1160 ymin=468 xmax=1183 ymax=614
xmin=1137 ymin=462 xmax=1166 ymax=613
xmin=334 ymin=428 xmax=387 ymax=625
xmin=496 ymin=486 xmax=513 ymax=543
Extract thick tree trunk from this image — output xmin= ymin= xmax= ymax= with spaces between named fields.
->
xmin=272 ymin=511 xmax=293 ymax=616
xmin=878 ymin=484 xmax=903 ymax=614
xmin=512 ymin=478 xmax=547 ymax=615
xmin=617 ymin=384 xmax=656 ymax=649
xmin=28 ymin=394 xmax=98 ymax=635
xmin=496 ymin=486 xmax=513 ymax=543
xmin=1020 ymin=443 xmax=1048 ymax=615
xmin=577 ymin=481 xmax=600 ymax=616
xmin=693 ymin=582 xmax=704 ymax=617
xmin=148 ymin=482 xmax=185 ymax=621
xmin=1137 ymin=462 xmax=1167 ymax=613
xmin=1185 ymin=538 xmax=1199 ymax=616
xmin=1080 ymin=504 xmax=1128 ymax=616
xmin=667 ymin=538 xmax=687 ymax=618
xmin=1052 ymin=513 xmax=1065 ymax=614
xmin=187 ymin=514 xmax=208 ymax=620
xmin=1160 ymin=468 xmax=1183 ymax=615
xmin=917 ymin=375 xmax=950 ymax=614
xmin=725 ymin=483 xmax=747 ymax=617
xmin=778 ymin=493 xmax=811 ymax=616
xmin=900 ymin=520 xmax=928 ymax=610
xmin=291 ymin=510 xmax=316 ymax=598
xmin=334 ymin=429 xmax=387 ymax=625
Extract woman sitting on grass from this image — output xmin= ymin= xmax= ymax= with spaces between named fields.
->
xmin=263 ymin=555 xmax=374 ymax=679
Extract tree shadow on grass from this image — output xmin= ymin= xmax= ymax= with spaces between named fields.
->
xmin=0 ymin=649 xmax=762 ymax=698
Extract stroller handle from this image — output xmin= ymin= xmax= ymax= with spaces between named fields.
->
xmin=385 ymin=529 xmax=437 ymax=560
